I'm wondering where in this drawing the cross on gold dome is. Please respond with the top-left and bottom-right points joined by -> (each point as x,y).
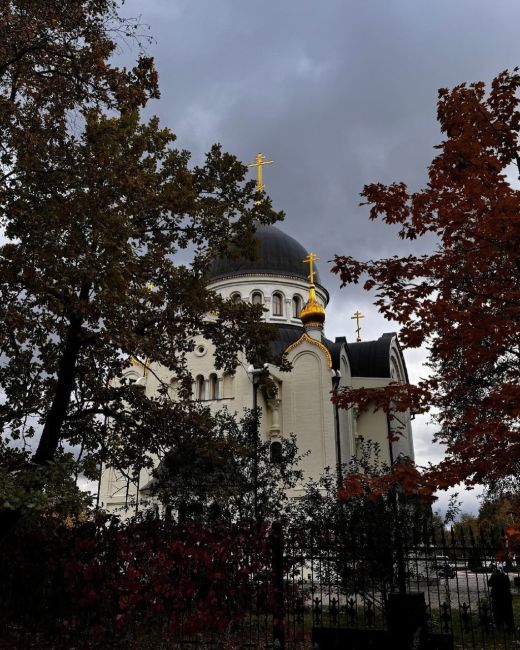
351,310 -> 365,343
303,252 -> 320,286
247,152 -> 273,193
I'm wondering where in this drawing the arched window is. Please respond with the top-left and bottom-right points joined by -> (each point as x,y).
270,441 -> 283,464
251,291 -> 263,306
195,375 -> 205,401
292,295 -> 302,318
230,292 -> 241,303
272,292 -> 283,316
209,374 -> 219,400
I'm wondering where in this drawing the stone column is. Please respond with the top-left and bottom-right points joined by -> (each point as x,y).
267,398 -> 282,438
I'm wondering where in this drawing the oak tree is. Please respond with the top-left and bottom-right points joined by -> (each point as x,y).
0,1 -> 280,493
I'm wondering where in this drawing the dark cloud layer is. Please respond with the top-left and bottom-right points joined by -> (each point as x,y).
119,0 -> 520,510
123,0 -> 520,267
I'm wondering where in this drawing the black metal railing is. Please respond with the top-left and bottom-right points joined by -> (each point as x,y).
2,517 -> 519,649
280,522 -> 519,650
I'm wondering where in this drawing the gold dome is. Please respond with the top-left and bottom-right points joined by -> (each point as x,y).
299,285 -> 326,326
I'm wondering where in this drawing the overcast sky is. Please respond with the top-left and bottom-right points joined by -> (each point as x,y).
118,0 -> 520,514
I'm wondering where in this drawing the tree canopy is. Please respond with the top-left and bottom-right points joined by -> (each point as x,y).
151,409 -> 305,524
0,0 -> 280,495
333,69 -> 520,493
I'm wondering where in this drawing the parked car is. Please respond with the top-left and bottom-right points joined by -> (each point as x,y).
433,556 -> 456,578
406,554 -> 456,581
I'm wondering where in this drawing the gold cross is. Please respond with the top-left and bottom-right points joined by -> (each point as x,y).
130,355 -> 152,377
247,152 -> 273,193
303,252 -> 320,285
351,310 -> 365,342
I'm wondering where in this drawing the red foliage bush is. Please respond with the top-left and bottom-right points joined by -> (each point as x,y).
0,513 -> 271,648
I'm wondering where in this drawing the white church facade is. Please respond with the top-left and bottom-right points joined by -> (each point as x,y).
99,220 -> 414,512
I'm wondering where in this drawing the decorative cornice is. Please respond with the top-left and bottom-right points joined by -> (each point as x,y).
284,333 -> 332,369
209,271 -> 306,282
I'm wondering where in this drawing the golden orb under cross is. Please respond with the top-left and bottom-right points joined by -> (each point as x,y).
300,252 -> 326,327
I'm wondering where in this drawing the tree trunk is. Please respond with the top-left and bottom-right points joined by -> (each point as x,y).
32,316 -> 83,465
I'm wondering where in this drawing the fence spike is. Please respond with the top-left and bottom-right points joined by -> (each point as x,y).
460,602 -> 471,633
431,522 -> 437,546
420,519 -> 426,545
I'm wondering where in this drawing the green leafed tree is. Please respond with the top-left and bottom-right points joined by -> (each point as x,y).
150,408 -> 305,524
0,1 -> 280,501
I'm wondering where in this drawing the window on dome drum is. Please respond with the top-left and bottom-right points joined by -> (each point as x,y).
251,291 -> 263,306
209,374 -> 219,400
230,292 -> 241,303
292,295 -> 302,318
195,375 -> 205,401
272,292 -> 283,316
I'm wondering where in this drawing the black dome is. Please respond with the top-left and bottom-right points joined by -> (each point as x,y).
208,224 -> 320,283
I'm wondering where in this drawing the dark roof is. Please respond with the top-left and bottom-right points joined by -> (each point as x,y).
208,224 -> 322,284
328,336 -> 350,372
270,324 -> 305,359
269,326 -> 345,371
268,327 -> 406,380
347,333 -> 397,378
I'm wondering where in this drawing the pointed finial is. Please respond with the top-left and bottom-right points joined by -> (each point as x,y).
300,252 -> 326,328
351,310 -> 364,342
247,152 -> 273,194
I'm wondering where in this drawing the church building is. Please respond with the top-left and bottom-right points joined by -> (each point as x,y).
99,157 -> 414,512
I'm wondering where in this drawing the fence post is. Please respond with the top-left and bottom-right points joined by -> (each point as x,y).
271,520 -> 285,649
387,592 -> 428,649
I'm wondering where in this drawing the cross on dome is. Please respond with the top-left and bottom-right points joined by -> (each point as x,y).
303,252 -> 320,286
247,152 -> 273,193
351,310 -> 365,342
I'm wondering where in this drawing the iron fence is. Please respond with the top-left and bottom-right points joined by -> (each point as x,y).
2,517 -> 520,649
280,522 -> 520,650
